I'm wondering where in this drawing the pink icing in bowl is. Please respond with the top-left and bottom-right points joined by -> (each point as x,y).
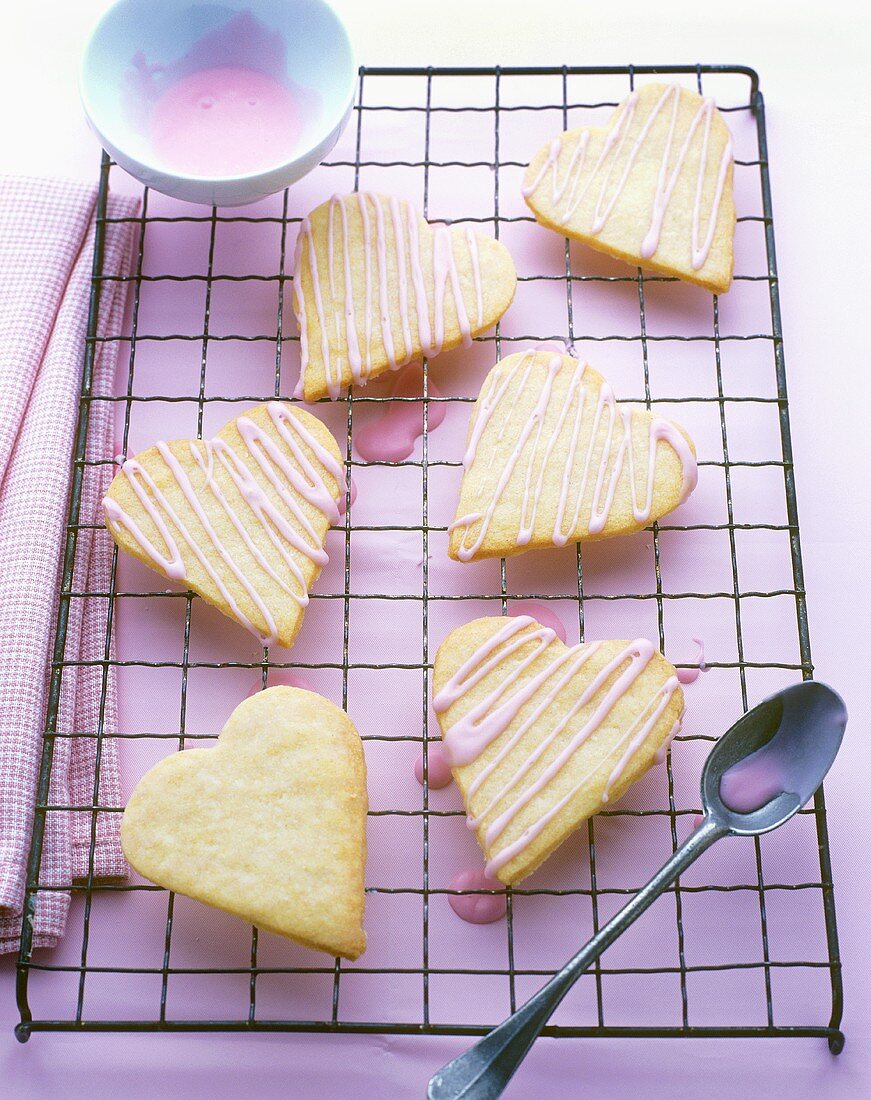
80,0 -> 356,205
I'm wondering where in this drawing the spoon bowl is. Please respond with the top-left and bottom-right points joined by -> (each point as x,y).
703,681 -> 847,836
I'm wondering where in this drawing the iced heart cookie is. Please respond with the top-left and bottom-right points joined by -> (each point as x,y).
103,401 -> 343,648
523,83 -> 735,293
433,616 -> 683,885
292,191 -> 517,401
449,349 -> 697,562
121,686 -> 368,959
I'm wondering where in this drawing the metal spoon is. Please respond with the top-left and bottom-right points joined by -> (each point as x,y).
428,681 -> 847,1100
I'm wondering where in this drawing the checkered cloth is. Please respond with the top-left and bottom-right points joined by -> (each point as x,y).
0,177 -> 139,953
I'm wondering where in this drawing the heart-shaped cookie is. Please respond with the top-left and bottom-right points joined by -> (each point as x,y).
103,402 -> 343,648
449,349 -> 696,562
433,616 -> 683,885
121,686 -> 368,959
523,83 -> 735,293
292,191 -> 517,401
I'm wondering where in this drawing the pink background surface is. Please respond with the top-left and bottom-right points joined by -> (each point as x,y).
2,3 -> 870,1097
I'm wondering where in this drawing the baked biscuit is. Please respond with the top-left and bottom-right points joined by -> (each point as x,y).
292,192 -> 517,401
121,686 -> 368,959
103,402 -> 343,648
433,616 -> 683,885
449,349 -> 697,562
523,83 -> 735,293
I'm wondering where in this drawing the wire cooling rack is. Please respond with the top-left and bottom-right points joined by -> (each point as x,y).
15,64 -> 844,1054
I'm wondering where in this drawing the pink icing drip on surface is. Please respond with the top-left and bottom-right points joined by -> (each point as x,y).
523,83 -> 732,272
676,636 -> 707,685
414,744 -> 454,789
509,603 -> 566,644
448,867 -> 506,925
354,364 -> 447,463
451,352 -> 697,560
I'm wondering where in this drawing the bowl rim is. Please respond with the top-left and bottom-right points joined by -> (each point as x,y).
79,0 -> 357,184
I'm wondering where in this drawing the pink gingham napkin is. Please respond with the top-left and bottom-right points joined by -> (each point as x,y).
0,176 -> 139,953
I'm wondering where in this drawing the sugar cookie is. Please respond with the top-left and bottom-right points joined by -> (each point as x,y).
103,401 -> 343,648
121,686 -> 368,959
433,616 -> 683,885
449,349 -> 697,562
523,83 -> 735,293
292,192 -> 517,401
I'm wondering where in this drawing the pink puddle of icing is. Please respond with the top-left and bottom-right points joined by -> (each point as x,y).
247,669 -> 315,697
719,742 -> 796,814
414,743 -> 453,789
676,636 -> 708,685
337,476 -> 358,515
509,603 -> 567,644
354,363 -> 447,462
148,67 -> 305,177
448,866 -> 507,924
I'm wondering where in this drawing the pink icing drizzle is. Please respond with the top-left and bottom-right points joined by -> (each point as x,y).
451,352 -> 697,561
102,403 -> 341,646
414,743 -> 454,789
354,363 -> 447,462
448,866 -> 507,924
433,616 -> 681,877
336,476 -> 358,515
676,636 -> 707,685
293,193 -> 482,401
522,83 -> 732,272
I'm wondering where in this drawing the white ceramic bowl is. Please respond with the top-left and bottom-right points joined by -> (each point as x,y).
80,0 -> 356,206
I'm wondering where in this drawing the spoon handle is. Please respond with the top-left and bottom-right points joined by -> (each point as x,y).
428,815 -> 727,1100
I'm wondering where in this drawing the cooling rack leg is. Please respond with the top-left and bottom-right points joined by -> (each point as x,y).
828,1031 -> 845,1055
14,1022 -> 32,1043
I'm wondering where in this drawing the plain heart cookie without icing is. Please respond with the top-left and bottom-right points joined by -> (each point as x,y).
292,191 -> 517,401
433,617 -> 684,886
121,686 -> 368,959
523,83 -> 736,293
103,401 -> 343,649
448,349 -> 697,562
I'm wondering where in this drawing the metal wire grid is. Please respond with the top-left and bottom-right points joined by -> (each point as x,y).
14,64 -> 843,1052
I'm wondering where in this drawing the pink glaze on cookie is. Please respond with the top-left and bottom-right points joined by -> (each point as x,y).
354,364 -> 447,462
102,403 -> 341,646
293,193 -> 480,400
522,84 -> 732,272
433,616 -> 682,877
450,353 -> 697,561
509,603 -> 567,643
414,744 -> 454,789
676,636 -> 707,685
448,866 -> 506,924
